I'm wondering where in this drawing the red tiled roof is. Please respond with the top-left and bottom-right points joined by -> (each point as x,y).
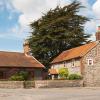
0,51 -> 44,68
49,69 -> 58,75
51,42 -> 98,64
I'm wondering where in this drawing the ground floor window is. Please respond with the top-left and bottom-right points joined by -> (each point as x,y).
0,71 -> 4,79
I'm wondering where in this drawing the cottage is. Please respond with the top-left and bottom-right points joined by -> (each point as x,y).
0,41 -> 44,80
49,26 -> 100,86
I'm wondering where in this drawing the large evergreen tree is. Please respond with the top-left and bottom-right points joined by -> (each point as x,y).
28,1 -> 90,68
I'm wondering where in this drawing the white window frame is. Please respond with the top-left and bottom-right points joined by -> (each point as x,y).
51,65 -> 54,69
72,59 -> 75,67
63,62 -> 66,67
87,58 -> 93,66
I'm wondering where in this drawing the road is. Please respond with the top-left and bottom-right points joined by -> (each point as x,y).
0,87 -> 100,100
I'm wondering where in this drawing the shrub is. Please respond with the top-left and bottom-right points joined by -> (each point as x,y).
68,74 -> 82,80
10,75 -> 25,81
9,71 -> 29,81
18,71 -> 29,80
58,68 -> 69,79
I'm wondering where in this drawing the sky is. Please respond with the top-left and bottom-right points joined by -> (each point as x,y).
0,0 -> 99,52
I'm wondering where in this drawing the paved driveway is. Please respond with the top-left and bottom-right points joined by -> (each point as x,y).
0,87 -> 100,100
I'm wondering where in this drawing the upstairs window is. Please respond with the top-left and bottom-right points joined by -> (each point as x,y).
88,59 -> 93,66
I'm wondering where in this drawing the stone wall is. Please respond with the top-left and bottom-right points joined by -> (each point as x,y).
51,58 -> 81,75
35,80 -> 83,88
0,81 -> 35,89
24,81 -> 35,88
0,81 -> 24,88
0,80 -> 83,88
83,41 -> 100,86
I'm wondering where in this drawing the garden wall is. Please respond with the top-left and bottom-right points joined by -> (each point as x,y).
0,81 -> 35,89
35,80 -> 83,88
0,81 -> 24,88
0,80 -> 83,88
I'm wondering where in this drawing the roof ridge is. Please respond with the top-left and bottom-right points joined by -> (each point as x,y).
0,51 -> 23,54
80,41 -> 99,57
63,41 -> 96,53
51,41 -> 97,64
0,51 -> 44,68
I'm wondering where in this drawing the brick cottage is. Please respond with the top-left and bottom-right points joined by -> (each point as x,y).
49,26 -> 100,86
0,41 -> 44,80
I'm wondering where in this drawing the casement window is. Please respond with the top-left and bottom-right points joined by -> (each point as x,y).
64,62 -> 66,67
0,71 -> 4,79
87,59 -> 93,66
72,59 -> 75,67
51,65 -> 54,69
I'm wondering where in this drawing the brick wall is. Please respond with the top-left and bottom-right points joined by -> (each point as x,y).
0,68 -> 43,80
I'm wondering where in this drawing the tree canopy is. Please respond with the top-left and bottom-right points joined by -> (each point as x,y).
28,1 -> 91,68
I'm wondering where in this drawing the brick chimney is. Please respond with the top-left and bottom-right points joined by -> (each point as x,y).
23,40 -> 30,55
96,26 -> 100,41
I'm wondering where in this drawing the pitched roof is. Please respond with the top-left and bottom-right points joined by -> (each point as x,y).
51,42 -> 98,64
49,69 -> 58,75
0,51 -> 44,68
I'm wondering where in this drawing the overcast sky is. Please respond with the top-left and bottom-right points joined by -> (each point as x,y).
0,0 -> 99,52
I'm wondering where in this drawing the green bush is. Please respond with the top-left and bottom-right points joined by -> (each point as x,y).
10,75 -> 25,81
68,74 -> 82,80
58,68 -> 69,79
18,71 -> 29,80
9,71 -> 29,81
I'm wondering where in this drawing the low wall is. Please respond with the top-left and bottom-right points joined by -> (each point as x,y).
35,80 -> 83,88
0,81 -> 35,89
24,81 -> 35,88
0,80 -> 83,88
0,81 -> 24,88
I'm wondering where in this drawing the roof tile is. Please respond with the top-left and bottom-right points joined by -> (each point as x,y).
51,42 -> 97,64
0,51 -> 44,68
49,69 -> 58,74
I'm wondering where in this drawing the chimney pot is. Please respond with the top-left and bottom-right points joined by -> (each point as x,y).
98,26 -> 100,32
